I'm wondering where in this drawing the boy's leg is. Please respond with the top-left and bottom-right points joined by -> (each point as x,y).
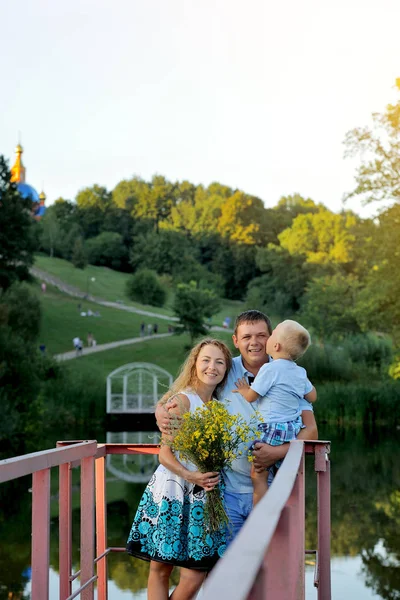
250,465 -> 269,506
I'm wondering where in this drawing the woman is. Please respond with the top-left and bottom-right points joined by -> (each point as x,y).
127,338 -> 232,600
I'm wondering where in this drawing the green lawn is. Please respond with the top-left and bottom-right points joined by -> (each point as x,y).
34,254 -> 175,316
34,254 -> 247,327
65,331 -> 236,386
33,282 -> 175,354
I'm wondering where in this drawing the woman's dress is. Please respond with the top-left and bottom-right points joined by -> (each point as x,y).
126,391 -> 226,571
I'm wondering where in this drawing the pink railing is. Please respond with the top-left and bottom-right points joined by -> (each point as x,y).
202,440 -> 331,600
0,439 -> 330,600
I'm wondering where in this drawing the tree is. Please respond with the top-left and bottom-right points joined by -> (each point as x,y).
71,237 -> 87,269
278,208 -> 357,266
173,281 -> 221,345
126,269 -> 166,307
344,78 -> 400,205
0,282 -> 41,343
300,273 -> 361,340
85,232 -> 128,270
40,206 -> 62,258
0,156 -> 36,290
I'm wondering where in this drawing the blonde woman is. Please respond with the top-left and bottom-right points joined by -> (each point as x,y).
127,338 -> 232,600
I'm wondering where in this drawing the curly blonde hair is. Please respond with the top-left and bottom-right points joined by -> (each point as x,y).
160,338 -> 232,404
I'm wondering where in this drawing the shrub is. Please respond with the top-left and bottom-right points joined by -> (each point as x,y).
126,269 -> 166,307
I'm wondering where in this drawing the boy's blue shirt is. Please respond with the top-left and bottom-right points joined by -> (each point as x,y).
251,359 -> 313,423
221,355 -> 313,494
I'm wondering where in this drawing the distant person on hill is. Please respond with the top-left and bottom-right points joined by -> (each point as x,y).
232,319 -> 317,505
73,336 -> 83,356
87,332 -> 94,347
41,282 -> 46,293
147,323 -> 153,336
153,323 -> 158,334
140,322 -> 145,337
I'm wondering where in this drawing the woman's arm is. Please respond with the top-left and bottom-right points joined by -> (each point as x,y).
159,445 -> 219,491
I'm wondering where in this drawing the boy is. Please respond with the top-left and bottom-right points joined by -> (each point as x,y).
233,319 -> 317,504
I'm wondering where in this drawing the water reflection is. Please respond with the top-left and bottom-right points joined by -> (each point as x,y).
106,431 -> 160,483
1,427 -> 400,599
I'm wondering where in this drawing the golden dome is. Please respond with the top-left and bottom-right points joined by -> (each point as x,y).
15,144 -> 23,154
39,191 -> 46,201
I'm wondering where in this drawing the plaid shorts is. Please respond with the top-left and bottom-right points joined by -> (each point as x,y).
257,416 -> 304,446
248,416 -> 305,480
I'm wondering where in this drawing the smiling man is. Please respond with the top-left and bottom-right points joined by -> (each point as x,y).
221,310 -> 317,542
155,310 -> 318,543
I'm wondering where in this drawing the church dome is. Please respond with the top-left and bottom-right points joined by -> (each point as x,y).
17,182 -> 40,203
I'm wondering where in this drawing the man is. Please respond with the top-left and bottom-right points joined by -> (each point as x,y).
155,310 -> 318,542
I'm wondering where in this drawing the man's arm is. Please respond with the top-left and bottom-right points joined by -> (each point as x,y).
155,398 -> 180,434
252,409 -> 318,471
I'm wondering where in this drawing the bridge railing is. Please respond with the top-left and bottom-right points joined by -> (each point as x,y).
0,439 -> 330,600
202,439 -> 331,600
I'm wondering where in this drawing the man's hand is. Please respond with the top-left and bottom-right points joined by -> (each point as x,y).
155,399 -> 180,434
252,442 -> 288,472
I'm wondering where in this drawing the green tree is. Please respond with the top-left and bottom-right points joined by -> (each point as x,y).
300,273 -> 361,340
0,156 -> 36,290
344,78 -> 400,205
40,205 -> 62,257
126,269 -> 166,307
85,232 -> 128,269
279,208 -> 357,266
0,282 -> 41,343
173,281 -> 221,345
71,237 -> 87,269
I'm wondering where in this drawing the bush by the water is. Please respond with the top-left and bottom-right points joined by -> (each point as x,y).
126,269 -> 166,307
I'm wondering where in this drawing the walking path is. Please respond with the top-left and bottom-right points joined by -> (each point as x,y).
55,333 -> 173,361
32,266 -> 233,361
31,266 -> 178,321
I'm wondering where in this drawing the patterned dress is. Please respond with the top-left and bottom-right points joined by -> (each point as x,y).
126,391 -> 226,571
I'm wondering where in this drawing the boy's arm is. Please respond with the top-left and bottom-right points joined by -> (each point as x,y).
232,378 -> 260,403
304,386 -> 317,403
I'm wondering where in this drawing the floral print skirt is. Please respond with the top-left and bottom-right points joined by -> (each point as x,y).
126,464 -> 226,571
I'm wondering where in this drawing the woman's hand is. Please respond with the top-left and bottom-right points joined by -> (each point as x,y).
186,471 -> 220,492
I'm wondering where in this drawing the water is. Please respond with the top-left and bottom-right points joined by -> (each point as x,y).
1,425 -> 399,599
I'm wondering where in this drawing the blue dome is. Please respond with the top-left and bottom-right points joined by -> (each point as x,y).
17,183 -> 40,203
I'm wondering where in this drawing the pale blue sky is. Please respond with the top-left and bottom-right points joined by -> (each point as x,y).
2,0 -> 400,217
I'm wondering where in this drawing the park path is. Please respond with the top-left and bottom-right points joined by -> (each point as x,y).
31,266 -> 178,321
55,332 -> 173,361
32,266 -> 233,361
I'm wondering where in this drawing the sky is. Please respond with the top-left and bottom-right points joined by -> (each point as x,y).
2,0 -> 400,219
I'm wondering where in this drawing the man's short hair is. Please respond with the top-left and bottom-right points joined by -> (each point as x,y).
234,310 -> 273,336
279,320 -> 311,360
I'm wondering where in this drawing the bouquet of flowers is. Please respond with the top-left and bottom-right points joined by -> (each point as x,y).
170,400 -> 258,532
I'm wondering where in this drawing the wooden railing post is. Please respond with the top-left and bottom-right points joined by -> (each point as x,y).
316,446 -> 331,600
96,453 -> 108,600
59,461 -> 72,599
81,455 -> 96,600
31,468 -> 51,600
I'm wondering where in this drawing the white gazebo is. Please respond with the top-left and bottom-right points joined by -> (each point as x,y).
106,362 -> 173,414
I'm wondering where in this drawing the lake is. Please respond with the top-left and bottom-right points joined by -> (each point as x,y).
1,424 -> 399,599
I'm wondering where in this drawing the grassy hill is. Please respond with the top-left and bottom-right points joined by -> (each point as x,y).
34,254 -> 245,329
32,282 -> 174,354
